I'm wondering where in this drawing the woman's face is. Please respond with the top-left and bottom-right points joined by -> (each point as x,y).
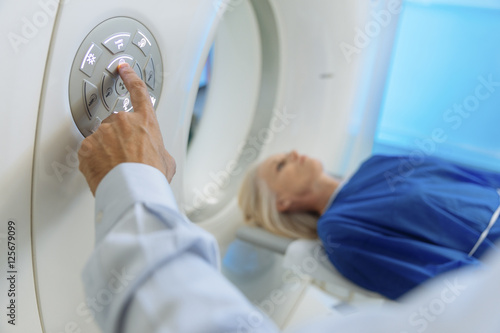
258,150 -> 323,209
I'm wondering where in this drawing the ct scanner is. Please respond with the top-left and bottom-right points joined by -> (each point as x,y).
2,0 -> 474,331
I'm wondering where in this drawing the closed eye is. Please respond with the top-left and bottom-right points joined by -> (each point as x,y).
277,159 -> 285,171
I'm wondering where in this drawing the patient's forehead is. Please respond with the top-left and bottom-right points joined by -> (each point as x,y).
258,153 -> 285,181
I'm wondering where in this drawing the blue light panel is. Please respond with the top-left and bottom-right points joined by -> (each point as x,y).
373,0 -> 500,172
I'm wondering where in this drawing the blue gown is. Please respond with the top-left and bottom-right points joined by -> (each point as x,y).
317,155 -> 500,300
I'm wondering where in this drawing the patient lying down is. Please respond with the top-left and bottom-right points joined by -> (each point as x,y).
238,152 -> 500,299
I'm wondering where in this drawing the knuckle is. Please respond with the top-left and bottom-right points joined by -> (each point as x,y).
113,112 -> 128,122
79,139 -> 92,152
100,121 -> 113,130
78,140 -> 92,159
94,125 -> 110,138
104,114 -> 127,131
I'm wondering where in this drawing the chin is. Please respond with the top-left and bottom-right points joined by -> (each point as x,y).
311,156 -> 321,167
309,157 -> 324,174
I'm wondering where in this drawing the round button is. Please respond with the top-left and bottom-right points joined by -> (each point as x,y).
115,77 -> 128,96
69,17 -> 163,137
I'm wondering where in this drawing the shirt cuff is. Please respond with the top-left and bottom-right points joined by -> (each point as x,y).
94,163 -> 178,244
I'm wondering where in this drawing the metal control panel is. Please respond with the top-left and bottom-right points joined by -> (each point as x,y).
69,17 -> 163,137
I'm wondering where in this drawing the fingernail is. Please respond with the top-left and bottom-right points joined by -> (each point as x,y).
118,62 -> 130,70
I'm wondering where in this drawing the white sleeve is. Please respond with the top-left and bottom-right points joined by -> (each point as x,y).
81,163 -> 280,333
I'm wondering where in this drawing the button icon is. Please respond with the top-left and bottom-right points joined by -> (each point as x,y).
83,79 -> 99,119
105,87 -> 113,98
115,75 -> 129,97
113,97 -> 134,113
86,53 -> 97,65
101,73 -> 118,111
102,33 -> 131,55
80,43 -> 103,77
144,57 -> 155,89
88,93 -> 98,108
123,98 -> 130,109
149,92 -> 158,108
132,30 -> 152,55
115,39 -> 124,50
115,77 -> 128,96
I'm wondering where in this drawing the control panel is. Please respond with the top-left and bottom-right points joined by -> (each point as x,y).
69,17 -> 163,137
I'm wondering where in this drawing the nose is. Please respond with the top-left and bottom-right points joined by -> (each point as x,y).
288,150 -> 299,161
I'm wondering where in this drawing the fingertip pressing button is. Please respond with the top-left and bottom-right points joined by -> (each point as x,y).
106,55 -> 134,75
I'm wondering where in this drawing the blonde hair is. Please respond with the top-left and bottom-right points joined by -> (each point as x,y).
238,164 -> 319,239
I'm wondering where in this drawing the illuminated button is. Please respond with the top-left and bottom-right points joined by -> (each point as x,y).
80,43 -> 103,77
132,30 -> 152,56
106,55 -> 134,75
149,92 -> 157,108
101,73 -> 117,111
144,57 -> 155,89
113,96 -> 133,113
102,32 -> 131,54
83,80 -> 99,119
90,116 -> 103,134
133,61 -> 143,80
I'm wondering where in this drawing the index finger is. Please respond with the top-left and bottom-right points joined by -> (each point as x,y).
118,62 -> 154,115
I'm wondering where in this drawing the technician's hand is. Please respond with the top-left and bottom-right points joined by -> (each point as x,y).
78,63 -> 176,196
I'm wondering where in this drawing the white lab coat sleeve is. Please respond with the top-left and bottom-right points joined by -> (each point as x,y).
81,163 -> 280,333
